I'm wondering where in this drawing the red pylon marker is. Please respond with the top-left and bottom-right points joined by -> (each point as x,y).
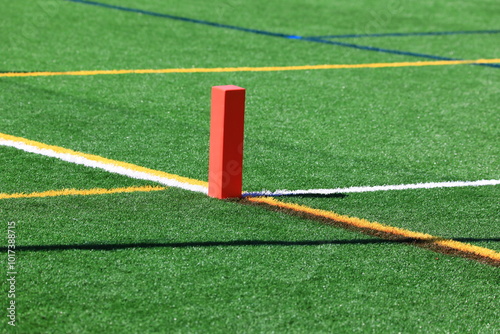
208,85 -> 246,199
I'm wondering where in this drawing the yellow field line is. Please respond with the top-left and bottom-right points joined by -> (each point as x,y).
0,185 -> 167,200
1,59 -> 499,78
247,197 -> 500,265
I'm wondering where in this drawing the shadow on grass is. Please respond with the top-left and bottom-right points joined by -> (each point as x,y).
242,193 -> 348,198
5,237 -> 500,252
282,193 -> 348,198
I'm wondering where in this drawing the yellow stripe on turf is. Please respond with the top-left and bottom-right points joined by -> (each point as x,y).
0,185 -> 166,200
247,196 -> 500,265
1,59 -> 499,78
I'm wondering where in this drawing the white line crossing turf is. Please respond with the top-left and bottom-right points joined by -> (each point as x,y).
1,133 -> 498,197
243,180 -> 500,197
0,133 -> 208,194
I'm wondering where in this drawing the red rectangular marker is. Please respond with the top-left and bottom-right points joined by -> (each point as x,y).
208,85 -> 246,199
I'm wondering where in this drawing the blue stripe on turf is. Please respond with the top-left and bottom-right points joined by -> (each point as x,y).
65,0 -> 500,69
311,30 -> 500,39
285,36 -> 500,68
64,0 -> 297,39
299,36 -> 457,61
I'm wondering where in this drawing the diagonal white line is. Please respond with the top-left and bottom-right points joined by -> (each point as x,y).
244,180 -> 500,197
0,138 -> 208,194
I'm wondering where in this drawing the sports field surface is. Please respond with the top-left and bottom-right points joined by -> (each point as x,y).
1,0 -> 499,333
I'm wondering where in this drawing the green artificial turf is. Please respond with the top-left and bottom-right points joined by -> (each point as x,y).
1,0 -> 499,333
281,186 -> 500,252
1,189 -> 499,333
2,65 -> 498,189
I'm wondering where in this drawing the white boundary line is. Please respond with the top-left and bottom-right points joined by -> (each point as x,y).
0,138 -> 208,194
1,135 -> 498,197
244,180 -> 500,197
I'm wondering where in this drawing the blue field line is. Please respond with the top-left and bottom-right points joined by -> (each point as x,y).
310,30 -> 500,39
301,37 -> 500,68
65,0 -> 500,69
299,36 -> 456,61
64,0 -> 297,39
